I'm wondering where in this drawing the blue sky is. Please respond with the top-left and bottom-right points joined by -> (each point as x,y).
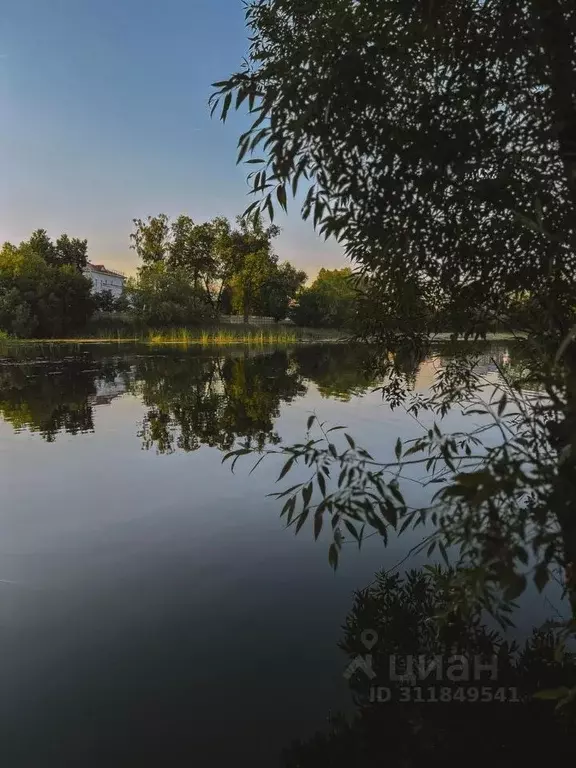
0,0 -> 345,277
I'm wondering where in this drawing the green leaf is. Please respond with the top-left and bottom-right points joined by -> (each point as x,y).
318,472 -> 326,496
307,414 -> 315,431
399,514 -> 414,534
344,519 -> 358,541
277,185 -> 287,211
237,138 -> 250,164
395,437 -> 402,459
249,454 -> 266,475
277,457 -> 295,482
313,200 -> 325,227
382,504 -> 397,528
345,433 -> 355,450
497,392 -> 508,416
403,443 -> 423,457
280,496 -> 296,519
292,172 -> 300,197
388,482 -> 405,506
294,509 -> 309,534
221,92 -> 232,122
235,89 -> 247,110
243,200 -> 261,218
441,447 -> 455,472
314,512 -> 323,540
270,483 -> 303,499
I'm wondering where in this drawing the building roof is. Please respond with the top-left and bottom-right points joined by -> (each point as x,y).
85,262 -> 126,279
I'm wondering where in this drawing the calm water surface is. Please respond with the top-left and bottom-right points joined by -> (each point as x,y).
0,343 -> 559,766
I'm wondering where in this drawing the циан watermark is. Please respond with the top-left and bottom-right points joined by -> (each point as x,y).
369,684 -> 520,703
344,628 -> 520,703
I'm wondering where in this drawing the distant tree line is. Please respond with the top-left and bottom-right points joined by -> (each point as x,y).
0,220 -> 361,338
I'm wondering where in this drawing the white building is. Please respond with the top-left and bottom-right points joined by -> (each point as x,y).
83,262 -> 126,298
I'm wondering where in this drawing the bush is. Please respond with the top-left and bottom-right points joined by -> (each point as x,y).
0,254 -> 94,338
126,263 -> 217,327
84,311 -> 142,337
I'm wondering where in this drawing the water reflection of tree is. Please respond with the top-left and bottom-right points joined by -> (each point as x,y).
292,345 -> 378,401
0,360 -> 111,440
1,346 -> 376,447
283,566 -> 576,766
134,350 -> 307,453
0,344 -> 533,449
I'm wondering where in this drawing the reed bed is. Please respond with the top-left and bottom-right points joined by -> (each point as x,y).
146,326 -> 298,345
0,325 -> 304,347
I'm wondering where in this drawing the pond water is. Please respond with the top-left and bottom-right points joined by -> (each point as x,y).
0,343 -> 561,766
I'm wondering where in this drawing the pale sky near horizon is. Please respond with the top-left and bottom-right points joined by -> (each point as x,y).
0,0 -> 347,278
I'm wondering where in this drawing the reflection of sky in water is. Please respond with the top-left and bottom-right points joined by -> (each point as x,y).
0,344 -> 565,766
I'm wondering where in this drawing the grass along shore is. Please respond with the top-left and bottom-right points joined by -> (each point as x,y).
0,325 -> 346,346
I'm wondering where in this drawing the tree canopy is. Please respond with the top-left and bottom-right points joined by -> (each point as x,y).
213,0 -> 576,640
212,0 -> 576,341
26,229 -> 88,271
291,267 -> 357,328
129,212 -> 306,323
0,233 -> 93,338
125,262 -> 216,327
